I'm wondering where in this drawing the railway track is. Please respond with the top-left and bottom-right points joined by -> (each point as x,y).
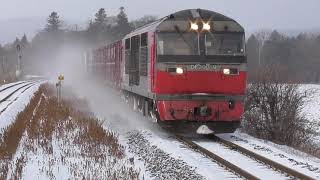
0,81 -> 42,114
176,134 -> 315,180
0,82 -> 34,103
0,81 -> 29,93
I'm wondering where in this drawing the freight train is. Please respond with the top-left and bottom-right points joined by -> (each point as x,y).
85,9 -> 247,134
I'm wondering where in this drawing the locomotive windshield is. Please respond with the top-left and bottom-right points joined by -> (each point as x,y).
157,32 -> 244,56
205,33 -> 244,55
157,32 -> 199,55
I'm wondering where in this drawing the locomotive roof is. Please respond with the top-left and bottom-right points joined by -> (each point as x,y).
167,9 -> 234,21
125,9 -> 241,38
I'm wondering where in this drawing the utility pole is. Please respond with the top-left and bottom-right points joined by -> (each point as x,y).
1,56 -> 5,75
1,56 -> 4,83
56,75 -> 64,105
258,44 -> 261,66
16,44 -> 22,79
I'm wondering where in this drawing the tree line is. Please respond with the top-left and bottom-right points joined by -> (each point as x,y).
0,8 -> 320,83
247,30 -> 320,83
0,7 -> 157,81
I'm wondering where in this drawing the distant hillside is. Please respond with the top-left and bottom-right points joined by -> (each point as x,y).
246,28 -> 320,38
282,28 -> 320,37
0,16 -> 118,45
1,16 -> 319,45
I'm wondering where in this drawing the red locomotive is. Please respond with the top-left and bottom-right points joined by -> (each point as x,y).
85,9 -> 247,134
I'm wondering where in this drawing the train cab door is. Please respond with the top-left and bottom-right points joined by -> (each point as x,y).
129,35 -> 140,86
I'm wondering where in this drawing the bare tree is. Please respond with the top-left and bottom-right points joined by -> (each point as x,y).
242,64 -> 317,147
255,29 -> 271,65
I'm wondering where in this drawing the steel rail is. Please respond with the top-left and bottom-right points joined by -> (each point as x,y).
211,135 -> 315,180
175,134 -> 260,180
0,82 -> 35,104
0,81 -> 29,93
0,83 -> 38,115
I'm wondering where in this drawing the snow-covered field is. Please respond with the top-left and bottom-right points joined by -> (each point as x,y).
0,83 -> 139,179
300,84 -> 320,123
1,81 -> 320,179
300,84 -> 320,144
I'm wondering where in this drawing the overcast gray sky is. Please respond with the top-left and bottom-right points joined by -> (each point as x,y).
0,0 -> 319,44
0,0 -> 319,30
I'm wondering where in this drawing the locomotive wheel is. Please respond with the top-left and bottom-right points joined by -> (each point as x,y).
133,95 -> 138,111
137,97 -> 144,113
143,99 -> 149,117
149,103 -> 160,123
129,95 -> 135,109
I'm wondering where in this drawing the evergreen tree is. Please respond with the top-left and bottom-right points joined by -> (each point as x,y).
90,8 -> 109,33
0,44 -> 4,57
21,34 -> 29,47
269,30 -> 283,41
246,34 -> 260,81
95,8 -> 107,26
116,7 -> 132,37
263,30 -> 289,66
87,8 -> 111,44
46,12 -> 61,32
13,37 -> 21,48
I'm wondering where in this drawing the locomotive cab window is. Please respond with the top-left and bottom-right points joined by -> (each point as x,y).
140,33 -> 148,76
125,38 -> 131,50
141,33 -> 148,47
157,32 -> 199,55
205,33 -> 245,55
125,38 -> 131,74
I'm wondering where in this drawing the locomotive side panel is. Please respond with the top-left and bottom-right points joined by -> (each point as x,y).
89,41 -> 122,89
121,31 -> 157,98
107,41 -> 122,89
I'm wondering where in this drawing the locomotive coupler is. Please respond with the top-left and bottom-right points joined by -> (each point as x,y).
194,106 -> 212,117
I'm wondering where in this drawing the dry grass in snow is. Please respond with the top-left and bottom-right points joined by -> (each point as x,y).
0,84 -> 139,179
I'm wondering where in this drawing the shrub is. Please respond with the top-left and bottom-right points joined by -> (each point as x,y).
242,65 -> 317,148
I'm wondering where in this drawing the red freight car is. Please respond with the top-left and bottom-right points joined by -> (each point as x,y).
87,9 -> 247,134
87,41 -> 122,89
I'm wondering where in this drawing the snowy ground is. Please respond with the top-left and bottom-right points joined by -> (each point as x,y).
300,84 -> 320,123
194,138 -> 287,179
0,82 -> 41,135
217,132 -> 320,178
68,80 -> 320,179
0,81 -> 27,91
127,131 -> 240,179
299,84 -> 320,144
1,80 -> 320,179
0,84 -> 139,179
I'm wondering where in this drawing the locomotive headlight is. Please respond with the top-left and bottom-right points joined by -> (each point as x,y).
190,23 -> 199,31
223,68 -> 230,75
176,67 -> 184,74
223,68 -> 239,75
203,22 -> 211,31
